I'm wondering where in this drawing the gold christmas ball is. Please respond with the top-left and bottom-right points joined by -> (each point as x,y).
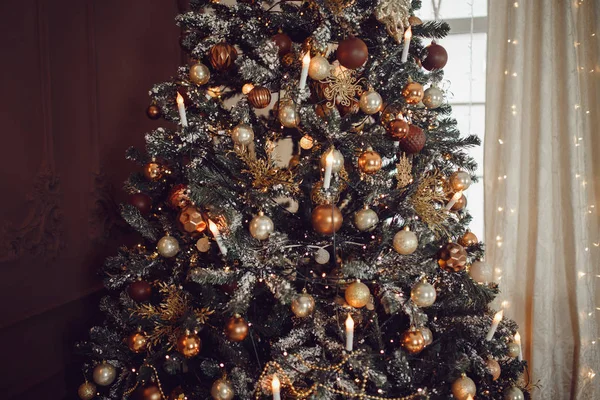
410,281 -> 436,307
299,134 -> 314,150
177,331 -> 202,358
359,90 -> 383,114
78,382 -> 96,400
209,42 -> 237,71
127,331 -> 148,353
450,192 -> 467,211
291,293 -> 316,317
157,235 -> 180,258
354,207 -> 379,232
345,281 -> 371,308
136,383 -> 162,400
422,85 -> 444,109
247,86 -> 271,108
211,379 -> 235,400
249,212 -> 274,240
438,242 -> 468,272
225,315 -> 249,342
401,328 -> 425,354
311,204 -> 343,235
459,231 -> 478,247
308,55 -> 331,80
143,161 -> 163,181
420,326 -> 433,346
451,375 -> 477,400
507,342 -> 521,358
196,236 -> 211,252
469,260 -> 493,283
92,363 -> 117,386
402,81 -> 424,104
320,149 -> 344,173
393,227 -> 418,255
485,358 -> 501,381
357,150 -> 382,174
178,206 -> 207,234
189,62 -> 210,85
231,123 -> 254,145
278,102 -> 300,128
242,83 -> 255,94
450,170 -> 472,191
503,387 -> 525,400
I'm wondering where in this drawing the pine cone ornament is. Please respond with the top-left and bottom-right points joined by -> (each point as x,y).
398,124 -> 426,154
438,242 -> 468,272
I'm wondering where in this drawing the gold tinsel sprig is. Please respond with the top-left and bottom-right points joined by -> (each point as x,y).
238,145 -> 300,194
410,171 -> 449,236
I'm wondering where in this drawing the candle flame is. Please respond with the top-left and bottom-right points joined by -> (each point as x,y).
176,92 -> 184,105
466,395 -> 474,400
404,26 -> 412,40
514,331 -> 521,344
271,374 -> 281,391
303,51 -> 311,66
494,309 -> 504,323
345,313 -> 354,330
326,149 -> 335,164
208,219 -> 219,235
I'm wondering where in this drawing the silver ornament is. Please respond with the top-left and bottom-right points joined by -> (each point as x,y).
92,363 -> 116,387
249,212 -> 274,240
450,171 -> 472,191
422,86 -> 444,109
359,90 -> 383,114
451,375 -> 476,400
231,123 -> 254,146
320,149 -> 344,173
420,327 -> 433,346
410,281 -> 437,307
354,208 -> 379,231
78,382 -> 96,400
278,103 -> 300,128
211,379 -> 234,400
189,62 -> 210,85
393,228 -> 418,255
315,248 -> 330,264
157,235 -> 180,258
503,387 -> 525,400
469,260 -> 493,283
507,342 -> 521,358
291,293 -> 316,317
308,55 -> 331,80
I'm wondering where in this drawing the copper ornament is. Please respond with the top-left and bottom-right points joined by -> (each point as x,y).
247,86 -> 272,108
438,242 -> 468,272
209,42 -> 237,71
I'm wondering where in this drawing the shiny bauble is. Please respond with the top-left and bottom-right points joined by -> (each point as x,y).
450,170 -> 472,191
401,328 -> 425,354
451,375 -> 476,400
398,125 -> 426,154
421,41 -> 448,71
450,192 -> 467,211
469,260 -> 493,283
92,363 -> 117,386
291,293 -> 316,318
315,248 -> 330,264
507,342 -> 521,358
178,206 -> 207,234
242,83 -> 255,95
189,62 -> 210,85
168,184 -> 191,209
231,123 -> 254,145
345,281 -> 371,308
337,37 -> 369,69
393,227 -> 418,255
146,104 -> 161,120
410,281 -> 436,307
211,379 -> 235,400
135,383 -> 162,400
209,42 -> 237,71
144,161 -> 163,181
354,208 -> 379,232
357,150 -> 382,174
402,81 -> 424,104
177,331 -> 202,358
248,86 -> 271,108
420,327 -> 433,346
438,242 -> 468,272
308,55 -> 331,80
249,212 -> 274,240
128,192 -> 152,216
485,358 -> 501,381
157,235 -> 180,258
272,32 -> 292,56
127,331 -> 148,353
381,103 -> 403,127
503,387 -> 525,400
299,134 -> 314,150
422,86 -> 444,109
278,102 -> 300,128
78,382 -> 96,400
311,204 -> 343,235
459,231 -> 478,247
225,316 -> 249,342
388,119 -> 410,139
128,280 -> 152,302
320,149 -> 344,172
359,90 -> 383,114
196,236 -> 211,252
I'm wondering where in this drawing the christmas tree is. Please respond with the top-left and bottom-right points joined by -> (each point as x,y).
75,0 -> 529,399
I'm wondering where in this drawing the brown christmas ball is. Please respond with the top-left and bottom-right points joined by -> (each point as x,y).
388,119 -> 410,139
357,150 -> 382,174
459,231 -> 479,247
127,331 -> 148,353
337,37 -> 369,69
146,104 -> 161,120
398,125 -> 426,154
421,41 -> 448,71
209,42 -> 237,71
178,206 -> 207,234
248,86 -> 272,108
177,331 -> 202,358
225,315 -> 249,342
128,280 -> 152,302
486,358 -> 502,381
128,192 -> 152,215
78,382 -> 96,400
311,204 -> 343,235
450,192 -> 467,211
272,32 -> 292,56
143,161 -> 163,181
345,281 -> 371,308
134,383 -> 162,400
337,99 -> 360,116
401,328 -> 425,354
381,103 -> 403,127
168,184 -> 191,209
438,242 -> 468,272
402,81 -> 424,104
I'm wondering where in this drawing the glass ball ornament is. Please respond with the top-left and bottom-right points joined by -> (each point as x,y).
315,247 -> 330,264
345,281 -> 371,308
320,149 -> 344,173
249,212 -> 274,240
92,362 -> 117,386
291,292 -> 316,318
393,227 -> 418,255
381,103 -> 403,127
354,207 -> 379,232
311,204 -> 343,235
336,36 -> 368,69
146,104 -> 161,120
176,331 -> 202,358
299,134 -> 314,150
421,41 -> 448,71
485,357 -> 501,381
128,280 -> 152,302
459,231 -> 478,247
410,281 -> 437,307
231,123 -> 254,146
422,85 -> 444,109
450,170 -> 472,191
127,331 -> 148,353
503,387 -> 525,400
401,327 -> 425,354
157,235 -> 180,258
451,375 -> 476,400
278,102 -> 300,128
225,315 -> 249,342
420,326 -> 433,346
144,161 -> 164,181
189,62 -> 210,85
469,260 -> 493,283
211,378 -> 235,400
359,90 -> 383,114
388,119 -> 410,139
272,32 -> 292,56
78,382 -> 96,400
402,81 -> 424,104
308,55 -> 331,80
507,342 -> 521,358
357,150 -> 382,174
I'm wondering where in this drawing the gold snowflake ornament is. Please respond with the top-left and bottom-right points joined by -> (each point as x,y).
321,66 -> 365,109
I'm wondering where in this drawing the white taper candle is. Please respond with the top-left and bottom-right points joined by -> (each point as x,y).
176,92 -> 188,127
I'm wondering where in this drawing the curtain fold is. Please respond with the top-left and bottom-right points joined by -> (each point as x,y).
485,1 -> 600,399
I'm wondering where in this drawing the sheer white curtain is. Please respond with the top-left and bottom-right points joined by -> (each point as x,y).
485,1 -> 600,399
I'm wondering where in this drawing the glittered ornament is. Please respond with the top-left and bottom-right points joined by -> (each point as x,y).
485,358 -> 501,381
422,85 -> 444,109
189,62 -> 210,85
78,382 -> 96,400
401,327 -> 425,354
211,378 -> 235,400
299,134 -> 314,150
420,326 -> 433,346
249,212 -> 274,240
92,363 -> 116,386
459,231 -> 478,247
315,248 -> 330,264
278,102 -> 300,128
291,292 -> 316,317
345,281 -> 371,308
357,150 -> 382,174
225,315 -> 249,342
320,149 -> 344,172
127,331 -> 148,353
308,55 -> 331,80
177,331 -> 202,358
311,204 -> 343,235
248,86 -> 271,108
451,375 -> 476,400
393,227 -> 418,254
128,280 -> 152,302
168,184 -> 191,209
196,236 -> 211,252
450,170 -> 472,191
402,81 -> 424,104
397,125 -> 426,154
503,387 -> 525,400
135,383 -> 162,400
359,89 -> 383,114
209,42 -> 237,71
388,119 -> 410,139
146,104 -> 161,120
469,260 -> 493,283
410,281 -> 436,307
438,242 -> 468,272
143,161 -> 163,181
354,207 -> 379,232
157,235 -> 180,258
507,342 -> 521,358
128,192 -> 152,215
337,37 -> 369,69
272,32 -> 292,56
231,123 -> 254,145
178,206 -> 207,234
421,41 -> 448,71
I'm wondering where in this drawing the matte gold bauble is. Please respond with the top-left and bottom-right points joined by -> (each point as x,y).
177,331 -> 202,358
211,378 -> 235,400
451,375 -> 476,400
209,42 -> 237,71
393,227 -> 418,255
402,81 -> 424,104
359,90 -> 383,114
308,55 -> 331,80
354,207 -> 379,232
178,206 -> 207,234
311,204 -> 343,235
78,382 -> 96,400
225,315 -> 249,342
357,150 -> 382,174
507,342 -> 521,358
401,328 -> 425,354
320,149 -> 344,173
249,212 -> 274,240
144,161 -> 163,181
420,327 -> 433,346
127,331 -> 148,353
450,170 -> 472,191
503,387 -> 525,400
299,134 -> 314,150
485,357 -> 501,381
291,293 -> 316,317
157,235 -> 180,258
278,102 -> 300,128
189,62 -> 210,85
410,281 -> 437,307
92,363 -> 117,386
459,231 -> 478,247
196,236 -> 211,252
247,86 -> 271,108
136,383 -> 162,400
345,281 -> 371,308
422,85 -> 444,109
438,242 -> 468,272
231,123 -> 254,145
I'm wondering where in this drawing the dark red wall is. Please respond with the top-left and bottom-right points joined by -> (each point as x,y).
0,1 -> 185,398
